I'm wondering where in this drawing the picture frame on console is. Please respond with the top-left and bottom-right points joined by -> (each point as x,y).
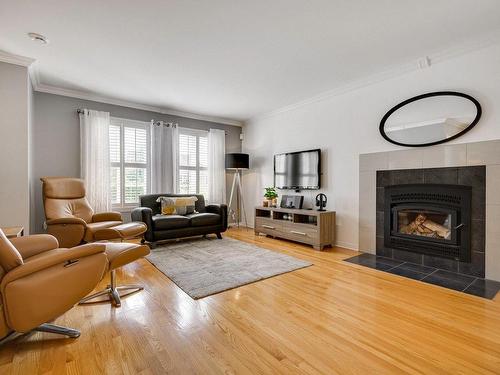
281,195 -> 304,209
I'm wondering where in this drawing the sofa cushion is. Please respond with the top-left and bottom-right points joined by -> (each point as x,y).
152,215 -> 190,230
171,197 -> 198,215
140,194 -> 206,215
187,213 -> 220,227
156,196 -> 176,215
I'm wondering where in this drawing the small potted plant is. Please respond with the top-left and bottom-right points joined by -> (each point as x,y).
264,187 -> 278,207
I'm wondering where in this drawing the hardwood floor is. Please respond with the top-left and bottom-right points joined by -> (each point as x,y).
1,228 -> 500,374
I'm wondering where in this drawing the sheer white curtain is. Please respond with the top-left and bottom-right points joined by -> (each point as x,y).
208,128 -> 226,204
79,109 -> 111,212
150,121 -> 178,193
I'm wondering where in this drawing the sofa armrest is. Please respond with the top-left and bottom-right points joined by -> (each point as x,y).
10,234 -> 59,259
46,217 -> 87,226
131,207 -> 154,241
92,212 -> 123,223
45,217 -> 87,248
1,243 -> 106,286
206,204 -> 228,230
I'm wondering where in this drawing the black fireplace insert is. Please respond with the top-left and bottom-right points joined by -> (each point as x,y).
384,184 -> 471,262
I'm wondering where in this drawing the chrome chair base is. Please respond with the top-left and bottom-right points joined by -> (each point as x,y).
35,323 -> 80,338
0,324 -> 80,346
79,270 -> 144,307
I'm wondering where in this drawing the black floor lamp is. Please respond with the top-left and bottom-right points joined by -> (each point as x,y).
225,153 -> 249,228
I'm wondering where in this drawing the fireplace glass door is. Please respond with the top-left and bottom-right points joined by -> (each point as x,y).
392,205 -> 457,244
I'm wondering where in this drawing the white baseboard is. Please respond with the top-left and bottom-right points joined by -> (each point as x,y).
334,241 -> 359,251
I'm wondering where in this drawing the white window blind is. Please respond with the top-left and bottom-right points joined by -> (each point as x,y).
109,118 -> 151,208
177,128 -> 208,196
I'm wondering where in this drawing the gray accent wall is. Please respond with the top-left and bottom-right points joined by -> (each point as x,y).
32,92 -> 242,233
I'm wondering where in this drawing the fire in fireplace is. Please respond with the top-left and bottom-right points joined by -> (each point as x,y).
397,209 -> 451,240
384,184 -> 471,262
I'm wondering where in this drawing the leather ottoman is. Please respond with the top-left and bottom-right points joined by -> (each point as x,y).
92,222 -> 147,241
80,242 -> 150,307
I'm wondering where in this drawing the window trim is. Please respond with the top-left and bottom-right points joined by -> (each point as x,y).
110,117 -> 151,210
177,127 -> 208,195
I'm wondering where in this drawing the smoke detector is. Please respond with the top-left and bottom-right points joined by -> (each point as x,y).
28,32 -> 49,45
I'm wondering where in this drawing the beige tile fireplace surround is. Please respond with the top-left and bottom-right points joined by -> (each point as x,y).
359,140 -> 500,282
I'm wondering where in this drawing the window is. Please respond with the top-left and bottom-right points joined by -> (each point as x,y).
177,128 -> 208,196
109,117 -> 150,208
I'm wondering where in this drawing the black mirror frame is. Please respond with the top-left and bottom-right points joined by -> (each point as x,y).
379,91 -> 482,147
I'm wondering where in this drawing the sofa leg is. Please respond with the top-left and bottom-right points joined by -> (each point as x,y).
216,232 -> 222,239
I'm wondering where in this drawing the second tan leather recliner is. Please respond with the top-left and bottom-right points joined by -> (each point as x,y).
0,229 -> 107,343
40,177 -> 146,248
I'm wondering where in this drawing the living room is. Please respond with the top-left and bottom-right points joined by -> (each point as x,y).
1,1 -> 500,374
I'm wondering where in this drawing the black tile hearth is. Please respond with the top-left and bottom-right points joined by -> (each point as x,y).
396,262 -> 436,274
421,270 -> 475,292
464,279 -> 500,299
344,253 -> 403,271
386,266 -> 430,281
344,254 -> 500,299
423,254 -> 458,273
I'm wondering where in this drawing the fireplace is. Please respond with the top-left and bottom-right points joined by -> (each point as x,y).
384,184 -> 471,262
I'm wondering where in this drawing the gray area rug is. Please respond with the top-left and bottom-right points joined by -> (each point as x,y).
147,237 -> 312,299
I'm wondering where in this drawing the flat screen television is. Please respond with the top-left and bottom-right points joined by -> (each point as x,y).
274,149 -> 321,190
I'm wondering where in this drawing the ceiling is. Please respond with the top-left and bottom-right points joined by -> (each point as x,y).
1,1 -> 500,124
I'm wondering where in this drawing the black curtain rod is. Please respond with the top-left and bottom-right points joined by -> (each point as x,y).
77,109 -> 228,135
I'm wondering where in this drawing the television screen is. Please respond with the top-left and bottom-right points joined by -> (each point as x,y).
274,149 -> 320,190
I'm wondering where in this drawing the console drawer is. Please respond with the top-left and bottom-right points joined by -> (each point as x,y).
282,223 -> 318,244
255,217 -> 283,234
254,207 -> 335,251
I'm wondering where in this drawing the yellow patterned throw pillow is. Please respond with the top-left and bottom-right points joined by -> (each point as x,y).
156,196 -> 198,215
156,197 -> 176,215
173,196 -> 198,215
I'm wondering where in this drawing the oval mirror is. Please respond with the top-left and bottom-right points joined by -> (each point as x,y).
380,91 -> 481,147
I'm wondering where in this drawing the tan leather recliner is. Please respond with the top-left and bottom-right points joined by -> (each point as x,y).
40,177 -> 147,248
0,229 -> 107,343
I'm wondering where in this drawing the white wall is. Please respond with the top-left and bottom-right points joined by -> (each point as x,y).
243,43 -> 500,250
0,61 -> 30,232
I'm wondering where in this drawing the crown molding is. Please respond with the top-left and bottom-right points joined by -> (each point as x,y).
34,83 -> 243,127
248,29 -> 500,124
0,50 -> 35,67
1,48 -> 242,126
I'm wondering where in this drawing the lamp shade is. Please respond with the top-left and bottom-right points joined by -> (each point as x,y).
225,153 -> 249,170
